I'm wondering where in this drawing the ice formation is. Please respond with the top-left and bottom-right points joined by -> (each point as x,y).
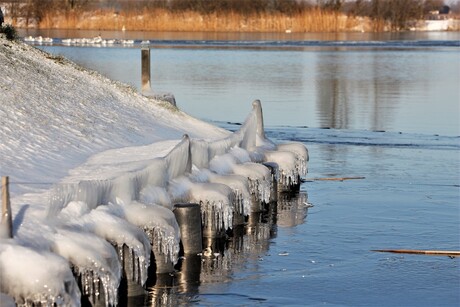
277,142 -> 309,177
123,201 -> 181,266
0,99 -> 308,305
262,142 -> 309,188
0,36 -> 309,304
58,203 -> 151,286
209,154 -> 273,206
51,229 -> 121,306
0,242 -> 81,306
196,170 -> 251,220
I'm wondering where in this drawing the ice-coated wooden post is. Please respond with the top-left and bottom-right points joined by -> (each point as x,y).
1,176 -> 13,239
173,203 -> 203,255
252,99 -> 266,140
141,48 -> 151,93
262,162 -> 278,203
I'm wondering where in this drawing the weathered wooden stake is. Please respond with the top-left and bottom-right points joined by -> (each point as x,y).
1,176 -> 13,239
173,203 -> 203,255
141,48 -> 151,93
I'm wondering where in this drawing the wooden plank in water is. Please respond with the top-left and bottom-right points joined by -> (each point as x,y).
302,176 -> 365,182
372,249 -> 460,257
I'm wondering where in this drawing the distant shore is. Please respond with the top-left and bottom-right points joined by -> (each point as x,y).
5,9 -> 460,33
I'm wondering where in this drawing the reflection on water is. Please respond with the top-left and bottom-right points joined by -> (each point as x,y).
144,191 -> 309,307
33,35 -> 460,136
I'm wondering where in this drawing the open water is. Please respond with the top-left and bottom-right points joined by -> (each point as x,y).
22,30 -> 460,306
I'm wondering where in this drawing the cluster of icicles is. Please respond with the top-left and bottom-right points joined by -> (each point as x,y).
0,101 -> 308,306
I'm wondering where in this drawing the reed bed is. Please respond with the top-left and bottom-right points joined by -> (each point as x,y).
38,9 -> 363,32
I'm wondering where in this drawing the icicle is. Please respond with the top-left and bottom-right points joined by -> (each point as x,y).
232,163 -> 272,204
205,171 -> 252,217
122,201 -> 181,266
164,135 -> 191,180
264,150 -> 299,187
188,182 -> 235,232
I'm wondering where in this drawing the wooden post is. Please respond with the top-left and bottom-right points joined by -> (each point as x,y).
252,100 -> 266,140
1,176 -> 13,238
141,48 -> 151,93
173,203 -> 203,255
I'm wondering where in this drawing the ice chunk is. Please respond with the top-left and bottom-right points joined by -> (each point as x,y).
58,205 -> 151,286
228,147 -> 252,164
0,242 -> 80,306
86,206 -> 150,285
52,229 -> 121,306
120,201 -> 181,266
232,163 -> 272,205
139,185 -> 172,210
205,171 -> 251,217
264,150 -> 298,187
209,153 -> 272,205
277,142 -> 309,176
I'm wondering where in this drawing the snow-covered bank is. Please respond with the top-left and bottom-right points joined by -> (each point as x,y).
0,36 -> 308,306
0,36 -> 229,197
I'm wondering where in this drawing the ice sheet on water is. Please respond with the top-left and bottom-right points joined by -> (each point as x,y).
0,241 -> 81,306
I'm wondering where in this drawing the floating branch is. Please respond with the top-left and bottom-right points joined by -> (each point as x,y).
372,249 -> 460,257
302,176 -> 365,182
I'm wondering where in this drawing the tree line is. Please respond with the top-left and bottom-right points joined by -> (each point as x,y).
2,0 -> 457,30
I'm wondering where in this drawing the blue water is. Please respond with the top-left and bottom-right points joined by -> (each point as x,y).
33,32 -> 460,137
22,30 -> 460,306
195,125 -> 460,306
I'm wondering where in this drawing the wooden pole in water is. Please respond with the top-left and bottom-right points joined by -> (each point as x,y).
1,176 -> 13,238
141,48 -> 151,93
372,249 -> 460,257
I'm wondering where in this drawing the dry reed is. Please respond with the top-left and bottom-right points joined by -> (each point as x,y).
38,8 -> 363,32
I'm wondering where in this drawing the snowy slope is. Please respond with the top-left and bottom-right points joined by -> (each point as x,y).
0,36 -> 229,197
0,36 -> 235,305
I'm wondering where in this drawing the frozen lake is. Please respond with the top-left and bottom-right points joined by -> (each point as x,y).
23,30 -> 460,306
